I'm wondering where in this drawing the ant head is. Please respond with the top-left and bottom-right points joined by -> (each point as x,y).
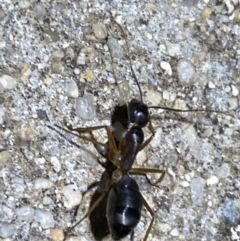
128,99 -> 149,128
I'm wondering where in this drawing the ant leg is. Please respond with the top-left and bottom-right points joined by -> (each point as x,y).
139,120 -> 155,151
130,168 -> 165,186
54,124 -> 120,160
63,192 -> 106,241
142,197 -> 155,241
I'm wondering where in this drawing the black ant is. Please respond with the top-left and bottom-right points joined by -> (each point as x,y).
51,20 -> 228,241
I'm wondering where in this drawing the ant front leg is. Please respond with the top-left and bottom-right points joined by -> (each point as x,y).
139,120 -> 155,151
130,168 -> 165,186
64,123 -> 119,154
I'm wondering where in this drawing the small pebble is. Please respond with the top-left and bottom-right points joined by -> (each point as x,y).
145,3 -> 157,13
0,6 -> 5,20
207,175 -> 219,186
16,206 -> 35,222
77,53 -> 86,65
107,37 -> 124,59
180,180 -> 190,187
0,223 -> 15,238
92,23 -> 107,39
162,90 -> 170,100
51,59 -> 64,74
75,94 -> 96,120
170,228 -> 179,236
34,157 -> 46,165
208,81 -> 216,88
160,61 -> 172,76
223,198 -> 238,223
53,50 -> 65,59
202,7 -> 212,19
50,228 -> 64,241
66,80 -> 79,98
114,81 -> 130,105
34,209 -> 55,229
34,3 -> 46,19
177,59 -> 196,86
231,85 -> 239,96
19,0 -> 31,9
62,184 -> 82,210
50,156 -> 61,172
190,177 -> 205,206
146,89 -> 162,106
227,97 -> 238,110
0,75 -> 17,92
0,150 -> 10,170
33,178 -> 54,190
216,163 -> 231,178
157,222 -> 171,233
136,149 -> 147,166
43,196 -> 53,205
43,30 -> 60,43
81,69 -> 93,82
44,76 -> 52,85
16,121 -> 35,142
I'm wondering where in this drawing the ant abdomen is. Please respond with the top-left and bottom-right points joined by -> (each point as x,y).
107,175 -> 143,239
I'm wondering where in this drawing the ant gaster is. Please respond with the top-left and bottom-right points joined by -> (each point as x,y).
53,20 -> 228,241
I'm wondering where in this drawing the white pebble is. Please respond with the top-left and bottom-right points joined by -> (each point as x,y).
170,228 -> 179,236
18,0 -> 31,9
34,209 -> 55,229
62,185 -> 82,210
75,94 -> 96,120
231,85 -> 239,96
208,81 -> 216,88
136,149 -> 147,166
207,175 -> 219,186
33,178 -> 54,190
50,156 -> 61,172
34,157 -> 46,165
77,53 -> 86,65
190,177 -> 205,206
16,206 -> 35,222
157,222 -> 171,233
216,163 -> 231,178
0,75 -> 17,91
0,223 -> 15,238
227,97 -> 238,110
160,61 -> 172,76
92,23 -> 107,39
180,180 -> 190,187
162,90 -> 170,100
177,59 -> 196,86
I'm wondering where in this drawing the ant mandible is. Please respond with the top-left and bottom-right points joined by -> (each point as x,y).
53,19 -> 227,241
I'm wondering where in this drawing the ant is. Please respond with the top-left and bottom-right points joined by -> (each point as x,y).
51,20 -> 228,241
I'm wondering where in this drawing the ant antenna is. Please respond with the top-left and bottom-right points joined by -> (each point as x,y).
148,105 -> 224,113
111,19 -> 143,103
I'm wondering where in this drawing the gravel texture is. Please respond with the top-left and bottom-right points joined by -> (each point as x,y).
0,0 -> 240,241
